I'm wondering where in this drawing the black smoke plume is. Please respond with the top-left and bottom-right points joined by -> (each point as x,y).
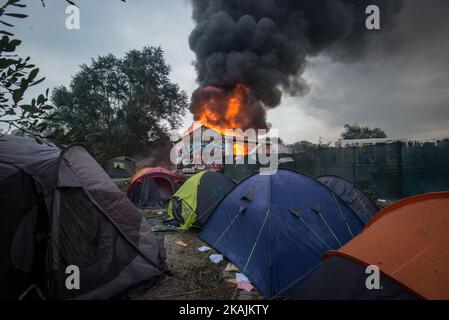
189,0 -> 404,129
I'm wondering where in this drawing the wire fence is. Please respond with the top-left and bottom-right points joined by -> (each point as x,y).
224,139 -> 449,200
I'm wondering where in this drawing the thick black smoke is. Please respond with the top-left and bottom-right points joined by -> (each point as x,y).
189,0 -> 404,129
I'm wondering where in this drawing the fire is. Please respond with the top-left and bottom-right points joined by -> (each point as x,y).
192,84 -> 256,157
197,84 -> 249,134
233,141 -> 248,157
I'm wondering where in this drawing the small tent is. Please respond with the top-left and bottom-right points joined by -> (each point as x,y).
293,192 -> 449,300
106,157 -> 136,179
127,167 -> 183,209
0,136 -> 166,300
200,169 -> 365,297
317,175 -> 379,224
167,171 -> 236,230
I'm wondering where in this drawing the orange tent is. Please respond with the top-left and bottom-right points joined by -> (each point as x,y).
294,192 -> 449,300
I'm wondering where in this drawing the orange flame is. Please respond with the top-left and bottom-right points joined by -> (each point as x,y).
196,84 -> 252,156
233,141 -> 248,156
198,84 -> 249,134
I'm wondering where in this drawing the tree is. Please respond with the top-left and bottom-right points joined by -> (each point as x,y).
51,47 -> 188,162
341,124 -> 387,140
0,0 -> 54,143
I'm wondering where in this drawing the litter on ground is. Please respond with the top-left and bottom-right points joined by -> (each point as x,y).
225,263 -> 239,272
238,281 -> 254,293
236,273 -> 249,283
197,246 -> 211,252
209,254 -> 224,264
175,240 -> 188,247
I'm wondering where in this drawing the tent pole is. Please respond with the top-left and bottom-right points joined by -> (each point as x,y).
138,177 -> 145,209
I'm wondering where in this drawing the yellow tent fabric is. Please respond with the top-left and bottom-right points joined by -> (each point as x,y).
168,171 -> 207,230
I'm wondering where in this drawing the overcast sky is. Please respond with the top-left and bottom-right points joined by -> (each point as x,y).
8,0 -> 449,144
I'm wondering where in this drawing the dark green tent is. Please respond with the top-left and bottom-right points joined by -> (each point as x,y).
168,171 -> 236,230
106,157 -> 136,179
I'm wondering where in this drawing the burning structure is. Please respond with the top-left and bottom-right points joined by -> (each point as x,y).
187,0 -> 403,131
180,1 -> 404,174
176,122 -> 270,174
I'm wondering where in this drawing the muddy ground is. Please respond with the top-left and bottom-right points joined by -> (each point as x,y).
138,210 -> 262,300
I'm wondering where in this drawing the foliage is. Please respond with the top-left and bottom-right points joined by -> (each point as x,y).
51,47 -> 188,162
1,0 -> 127,143
341,123 -> 387,140
0,0 -> 55,143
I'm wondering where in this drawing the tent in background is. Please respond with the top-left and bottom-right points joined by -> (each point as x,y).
167,171 -> 236,230
317,175 -> 379,224
106,156 -> 136,179
0,135 -> 166,300
200,169 -> 365,297
127,167 -> 183,209
293,192 -> 449,300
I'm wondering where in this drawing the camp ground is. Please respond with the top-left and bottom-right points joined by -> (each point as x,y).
1,0 -> 449,306
2,135 -> 449,301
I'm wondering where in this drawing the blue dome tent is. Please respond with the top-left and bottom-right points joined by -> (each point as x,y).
200,169 -> 366,297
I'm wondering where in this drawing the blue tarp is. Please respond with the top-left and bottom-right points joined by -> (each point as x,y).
200,169 -> 365,297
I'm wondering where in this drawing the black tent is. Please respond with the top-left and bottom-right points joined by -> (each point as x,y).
0,136 -> 166,300
292,255 -> 418,300
317,175 -> 379,224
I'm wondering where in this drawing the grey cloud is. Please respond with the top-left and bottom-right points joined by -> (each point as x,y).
291,0 -> 449,140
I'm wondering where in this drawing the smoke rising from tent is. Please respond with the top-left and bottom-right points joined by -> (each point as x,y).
189,0 -> 404,130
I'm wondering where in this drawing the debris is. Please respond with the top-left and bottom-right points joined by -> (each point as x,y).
225,263 -> 239,272
227,279 -> 238,285
238,281 -> 254,292
235,273 -> 249,282
209,254 -> 223,264
151,224 -> 179,232
197,246 -> 211,252
222,271 -> 234,280
176,240 -> 188,247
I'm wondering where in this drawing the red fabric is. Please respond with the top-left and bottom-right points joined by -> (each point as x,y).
130,167 -> 183,185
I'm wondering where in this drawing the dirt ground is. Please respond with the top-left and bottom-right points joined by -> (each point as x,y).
139,210 -> 262,300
